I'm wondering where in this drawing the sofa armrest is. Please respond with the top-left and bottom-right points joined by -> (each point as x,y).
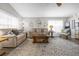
16,33 -> 26,46
1,35 -> 17,47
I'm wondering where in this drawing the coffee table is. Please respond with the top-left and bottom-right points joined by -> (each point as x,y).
32,35 -> 49,43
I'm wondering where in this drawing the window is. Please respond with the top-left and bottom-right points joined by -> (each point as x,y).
0,10 -> 19,29
48,20 -> 64,33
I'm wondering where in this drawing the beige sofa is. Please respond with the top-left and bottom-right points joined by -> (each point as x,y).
0,29 -> 26,47
2,33 -> 26,47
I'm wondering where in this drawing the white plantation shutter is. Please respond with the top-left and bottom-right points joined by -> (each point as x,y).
0,9 -> 19,29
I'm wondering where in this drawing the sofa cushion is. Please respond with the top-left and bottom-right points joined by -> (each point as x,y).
12,29 -> 19,35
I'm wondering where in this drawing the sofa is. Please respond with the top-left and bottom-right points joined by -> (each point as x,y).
0,29 -> 26,47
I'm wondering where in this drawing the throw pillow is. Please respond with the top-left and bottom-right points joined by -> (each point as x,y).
12,29 -> 19,35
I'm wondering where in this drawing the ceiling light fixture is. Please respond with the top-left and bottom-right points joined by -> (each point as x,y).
56,3 -> 62,7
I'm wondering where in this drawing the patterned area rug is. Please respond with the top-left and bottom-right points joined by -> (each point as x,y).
7,37 -> 79,56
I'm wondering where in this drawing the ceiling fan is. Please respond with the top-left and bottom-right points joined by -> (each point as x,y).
56,3 -> 62,7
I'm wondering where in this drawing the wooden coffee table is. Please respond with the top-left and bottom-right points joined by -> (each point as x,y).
32,35 -> 49,43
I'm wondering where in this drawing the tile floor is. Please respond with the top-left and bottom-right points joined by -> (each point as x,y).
6,37 -> 79,56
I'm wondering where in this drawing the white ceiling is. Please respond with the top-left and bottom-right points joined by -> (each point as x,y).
0,3 -> 21,18
10,3 -> 79,17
